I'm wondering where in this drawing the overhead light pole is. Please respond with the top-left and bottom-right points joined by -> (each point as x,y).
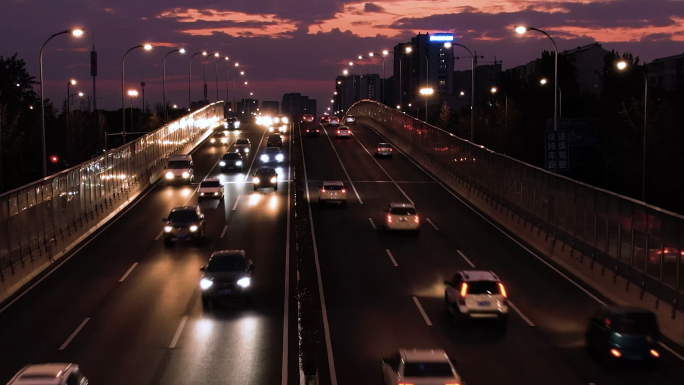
419,87 -> 433,121
215,56 -> 228,102
188,51 -> 207,110
230,65 -> 244,112
121,43 -> 152,145
39,27 -> 84,177
203,52 -> 219,102
450,42 -> 476,142
163,48 -> 185,123
127,89 -> 138,135
515,26 -> 558,132
491,87 -> 508,153
372,51 -> 387,104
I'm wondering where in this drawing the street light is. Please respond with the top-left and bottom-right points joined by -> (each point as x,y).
188,51 -> 207,109
370,51 -> 387,104
66,79 -> 77,164
121,43 -> 152,145
449,42 -> 477,142
203,52 -> 219,102
127,89 -> 138,135
163,48 -> 185,123
215,56 -> 229,102
419,87 -> 433,121
230,67 -> 244,111
491,87 -> 508,153
515,25 -> 558,132
540,78 -> 561,118
617,60 -> 648,201
39,27 -> 84,177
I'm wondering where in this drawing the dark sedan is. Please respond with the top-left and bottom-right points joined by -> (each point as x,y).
253,167 -> 278,191
219,152 -> 244,172
200,250 -> 254,306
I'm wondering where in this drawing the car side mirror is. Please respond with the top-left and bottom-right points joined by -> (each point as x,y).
162,218 -> 168,222
200,266 -> 206,271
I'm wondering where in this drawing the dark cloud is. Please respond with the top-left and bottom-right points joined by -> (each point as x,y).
364,3 -> 385,13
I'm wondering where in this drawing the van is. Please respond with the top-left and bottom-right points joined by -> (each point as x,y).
164,154 -> 194,184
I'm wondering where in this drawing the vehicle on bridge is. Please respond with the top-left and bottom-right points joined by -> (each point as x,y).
164,154 -> 194,184
224,116 -> 240,130
335,126 -> 351,138
198,178 -> 224,200
234,138 -> 252,154
219,152 -> 244,172
200,250 -> 254,307
303,125 -> 320,137
301,114 -> 315,123
267,133 -> 283,148
162,206 -> 205,247
344,115 -> 356,125
444,270 -> 509,327
327,116 -> 340,127
381,348 -> 463,385
7,363 -> 88,385
209,131 -> 228,146
253,167 -> 278,191
375,143 -> 393,157
318,181 -> 347,206
383,203 -> 420,233
260,147 -> 285,164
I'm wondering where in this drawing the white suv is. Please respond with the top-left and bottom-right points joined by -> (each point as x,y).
318,181 -> 347,206
8,363 -> 88,385
164,154 -> 194,184
383,203 -> 419,233
381,348 -> 463,385
444,270 -> 509,326
198,178 -> 224,200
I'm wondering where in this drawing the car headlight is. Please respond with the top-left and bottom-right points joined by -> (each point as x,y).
253,177 -> 260,184
214,192 -> 218,196
276,154 -> 284,162
235,122 -> 240,128
165,171 -> 174,179
164,226 -> 173,232
200,278 -> 213,290
244,148 -> 250,153
182,172 -> 190,178
200,192 -> 205,196
237,277 -> 251,288
270,176 -> 277,183
189,225 -> 198,232
219,161 -> 226,166
260,154 -> 269,162
210,138 -> 216,143
223,123 -> 228,128
274,118 -> 280,123
269,127 -> 274,132
235,160 -> 243,166
221,138 -> 228,143
282,118 -> 289,124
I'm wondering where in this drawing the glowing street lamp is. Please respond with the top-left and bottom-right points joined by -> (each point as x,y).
127,89 -> 138,134
540,78 -> 561,118
121,43 -> 152,144
491,87 -> 508,152
188,51 -> 207,109
163,47 -> 185,123
39,27 -> 84,176
419,87 -> 433,121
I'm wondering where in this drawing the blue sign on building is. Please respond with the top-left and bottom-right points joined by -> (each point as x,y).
545,130 -> 569,171
429,33 -> 454,42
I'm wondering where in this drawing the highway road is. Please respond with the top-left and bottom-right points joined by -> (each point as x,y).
299,120 -> 684,385
0,123 -> 298,385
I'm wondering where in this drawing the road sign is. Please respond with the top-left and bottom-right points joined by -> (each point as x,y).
545,130 -> 569,171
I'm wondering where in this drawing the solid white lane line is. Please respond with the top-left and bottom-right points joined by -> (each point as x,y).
119,263 -> 138,282
154,230 -> 164,241
368,218 -> 377,230
321,124 -> 363,204
220,225 -> 228,239
456,250 -> 476,268
508,301 -> 535,327
658,341 -> 684,361
299,126 -> 338,385
412,296 -> 432,326
281,129 -> 293,385
232,195 -> 241,211
425,218 -> 439,230
169,315 -> 188,348
59,318 -> 90,350
352,135 -> 414,205
385,249 -> 398,267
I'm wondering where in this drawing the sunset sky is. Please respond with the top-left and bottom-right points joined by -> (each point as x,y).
1,0 -> 682,114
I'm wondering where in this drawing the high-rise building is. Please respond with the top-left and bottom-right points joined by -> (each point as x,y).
282,93 -> 317,118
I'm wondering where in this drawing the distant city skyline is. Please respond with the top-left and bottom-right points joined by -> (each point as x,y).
1,0 -> 682,113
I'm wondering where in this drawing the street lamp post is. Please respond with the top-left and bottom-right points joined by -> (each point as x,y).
163,48 -> 185,123
128,90 -> 138,135
66,79 -> 76,147
203,52 -> 219,102
0,82 -> 20,191
121,43 -> 152,145
451,42 -> 476,142
491,87 -> 508,153
236,81 -> 248,115
419,87 -> 433,121
540,78 -> 562,118
67,91 -> 83,165
231,66 -> 243,112
39,28 -> 84,177
372,52 -> 387,104
617,60 -> 648,201
188,51 -> 207,110
215,56 -> 228,102
515,26 -> 558,132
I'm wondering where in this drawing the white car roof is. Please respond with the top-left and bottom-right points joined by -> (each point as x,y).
169,154 -> 191,161
10,363 -> 75,384
378,142 -> 391,146
400,348 -> 450,363
203,177 -> 220,183
322,181 -> 345,186
460,270 -> 500,282
389,202 -> 415,208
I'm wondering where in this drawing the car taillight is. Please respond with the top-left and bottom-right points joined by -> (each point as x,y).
387,215 -> 392,223
321,189 -> 326,193
650,349 -> 660,357
337,130 -> 340,134
389,148 -> 393,151
498,283 -> 507,298
460,282 -> 468,297
610,349 -> 622,358
341,189 -> 346,193
414,215 -> 419,223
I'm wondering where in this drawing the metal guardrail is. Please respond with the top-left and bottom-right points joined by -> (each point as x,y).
349,100 -> 683,310
0,102 -> 224,289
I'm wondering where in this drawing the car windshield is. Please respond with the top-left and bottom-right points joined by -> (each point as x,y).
213,132 -> 225,137
168,210 -> 198,222
236,139 -> 250,145
265,148 -> 281,154
228,118 -> 238,122
467,281 -> 500,295
390,207 -> 416,215
613,313 -> 658,334
201,181 -> 221,188
323,185 -> 344,190
207,255 -> 246,272
378,143 -> 391,148
404,362 -> 453,377
268,135 -> 281,141
256,168 -> 275,175
223,153 -> 241,160
168,160 -> 190,169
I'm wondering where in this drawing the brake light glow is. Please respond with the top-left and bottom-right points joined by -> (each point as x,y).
398,383 -> 414,385
460,282 -> 468,297
650,349 -> 660,357
499,283 -> 507,298
445,383 -> 460,385
389,148 -> 393,151
610,349 -> 622,358
387,215 -> 392,223
341,189 -> 346,193
337,130 -> 340,134
321,189 -> 326,193
414,215 -> 419,223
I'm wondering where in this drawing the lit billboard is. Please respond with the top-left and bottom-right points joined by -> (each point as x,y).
429,33 -> 454,42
